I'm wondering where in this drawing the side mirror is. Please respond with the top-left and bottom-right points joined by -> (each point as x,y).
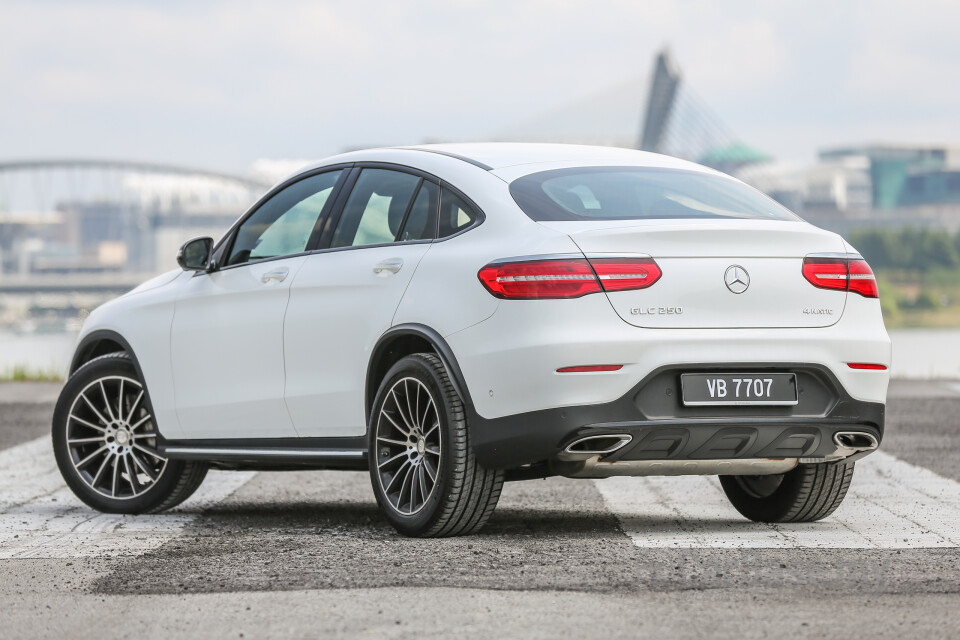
177,237 -> 214,271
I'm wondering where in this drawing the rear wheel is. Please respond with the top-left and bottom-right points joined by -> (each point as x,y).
368,353 -> 503,537
719,461 -> 855,523
52,352 -> 208,514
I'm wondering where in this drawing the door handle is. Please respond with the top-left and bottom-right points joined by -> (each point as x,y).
261,267 -> 290,284
373,259 -> 403,275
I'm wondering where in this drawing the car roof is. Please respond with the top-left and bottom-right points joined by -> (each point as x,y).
402,143 -> 710,172
286,143 -> 719,189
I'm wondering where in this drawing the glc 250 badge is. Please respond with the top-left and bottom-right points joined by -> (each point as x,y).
631,306 -> 684,315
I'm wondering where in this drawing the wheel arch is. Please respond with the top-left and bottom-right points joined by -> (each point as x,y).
366,324 -> 474,425
70,330 -> 147,383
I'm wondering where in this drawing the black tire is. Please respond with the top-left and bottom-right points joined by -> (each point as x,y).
52,352 -> 208,514
368,353 -> 503,537
719,461 -> 855,523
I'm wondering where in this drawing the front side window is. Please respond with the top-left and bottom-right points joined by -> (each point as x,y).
227,170 -> 343,266
331,169 -> 422,248
509,167 -> 799,222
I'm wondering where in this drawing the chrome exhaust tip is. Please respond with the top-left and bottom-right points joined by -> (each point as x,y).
833,431 -> 879,451
561,434 -> 632,459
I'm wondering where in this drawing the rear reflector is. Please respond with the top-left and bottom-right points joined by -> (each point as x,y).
556,365 -> 623,373
802,256 -> 879,298
847,363 -> 888,370
478,256 -> 661,300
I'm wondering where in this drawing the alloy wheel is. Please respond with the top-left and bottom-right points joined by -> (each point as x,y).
65,375 -> 167,499
374,377 -> 442,516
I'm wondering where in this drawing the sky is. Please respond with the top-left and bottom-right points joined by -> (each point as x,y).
2,0 -> 959,173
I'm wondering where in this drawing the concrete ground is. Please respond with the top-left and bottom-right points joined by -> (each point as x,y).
0,379 -> 958,639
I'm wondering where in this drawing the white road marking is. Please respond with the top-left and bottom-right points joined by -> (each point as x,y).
0,437 -> 256,558
5,433 -> 960,555
596,451 -> 960,549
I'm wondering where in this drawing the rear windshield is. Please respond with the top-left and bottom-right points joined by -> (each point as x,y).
509,167 -> 798,222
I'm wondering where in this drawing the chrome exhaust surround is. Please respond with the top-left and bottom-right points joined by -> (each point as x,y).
833,431 -> 879,451
557,434 -> 633,461
799,430 -> 880,464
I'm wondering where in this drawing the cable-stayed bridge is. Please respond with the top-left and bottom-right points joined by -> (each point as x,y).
638,49 -> 766,172
494,49 -> 767,174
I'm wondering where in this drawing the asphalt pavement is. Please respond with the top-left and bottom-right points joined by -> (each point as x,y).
0,379 -> 958,639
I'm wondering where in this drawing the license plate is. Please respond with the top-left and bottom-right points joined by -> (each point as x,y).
680,373 -> 798,406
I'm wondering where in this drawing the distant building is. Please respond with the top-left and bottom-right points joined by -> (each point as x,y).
819,145 -> 960,209
697,143 -> 772,177
737,155 -> 872,214
0,162 -> 266,279
737,146 -> 960,234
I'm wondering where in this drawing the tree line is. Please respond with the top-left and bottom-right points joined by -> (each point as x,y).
847,228 -> 960,271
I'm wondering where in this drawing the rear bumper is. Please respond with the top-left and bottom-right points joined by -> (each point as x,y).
445,282 -> 889,470
446,290 -> 890,422
468,363 -> 884,470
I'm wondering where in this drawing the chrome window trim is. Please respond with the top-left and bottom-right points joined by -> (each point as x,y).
486,253 -> 586,265
582,252 -> 654,260
486,253 -> 654,265
805,252 -> 864,260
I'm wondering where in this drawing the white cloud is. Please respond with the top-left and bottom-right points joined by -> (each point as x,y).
0,0 -> 958,169
684,17 -> 787,90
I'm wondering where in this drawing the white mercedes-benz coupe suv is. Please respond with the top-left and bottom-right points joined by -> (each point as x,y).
52,143 -> 890,537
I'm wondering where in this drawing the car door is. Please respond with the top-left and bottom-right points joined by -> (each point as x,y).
170,169 -> 346,439
283,167 -> 438,437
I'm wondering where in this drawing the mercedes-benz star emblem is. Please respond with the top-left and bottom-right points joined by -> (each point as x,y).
724,265 -> 750,294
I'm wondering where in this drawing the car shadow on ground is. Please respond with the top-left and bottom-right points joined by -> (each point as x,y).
174,501 -> 618,536
177,499 -> 756,539
92,497 -> 960,597
93,499 -> 643,596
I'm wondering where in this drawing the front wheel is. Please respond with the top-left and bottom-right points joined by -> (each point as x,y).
368,353 -> 503,537
52,352 -> 208,514
719,461 -> 855,523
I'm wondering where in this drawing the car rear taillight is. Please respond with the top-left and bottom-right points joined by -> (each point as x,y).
802,256 -> 879,298
587,257 -> 662,292
477,256 -> 661,300
847,259 -> 879,298
477,259 -> 601,299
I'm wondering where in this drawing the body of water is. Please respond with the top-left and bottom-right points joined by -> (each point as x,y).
888,328 -> 960,379
1,329 -> 958,380
0,331 -> 77,376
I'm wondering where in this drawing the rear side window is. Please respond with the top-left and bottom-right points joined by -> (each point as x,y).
332,169 -> 421,248
438,188 -> 479,238
509,167 -> 798,222
399,181 -> 438,242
